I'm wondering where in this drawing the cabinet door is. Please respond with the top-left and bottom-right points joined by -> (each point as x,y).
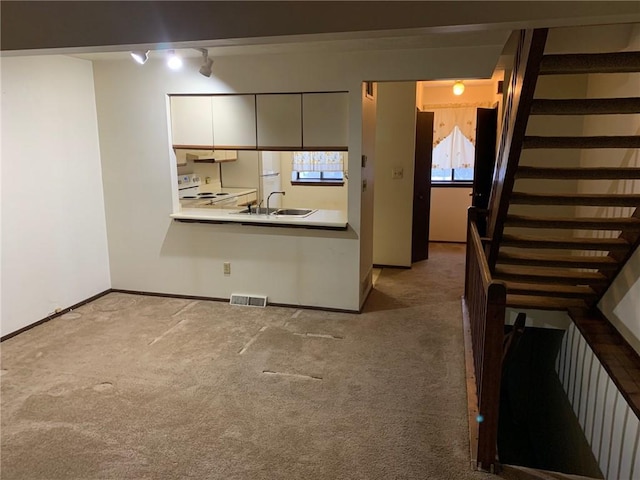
211,95 -> 257,148
302,92 -> 349,149
170,96 -> 214,147
256,94 -> 302,149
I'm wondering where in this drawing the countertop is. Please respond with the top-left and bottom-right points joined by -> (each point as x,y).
171,207 -> 348,229
180,187 -> 257,208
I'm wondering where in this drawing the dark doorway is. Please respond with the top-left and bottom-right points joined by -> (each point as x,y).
411,110 -> 434,263
472,107 -> 498,236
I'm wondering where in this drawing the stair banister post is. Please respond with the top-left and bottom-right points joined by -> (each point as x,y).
485,28 -> 548,271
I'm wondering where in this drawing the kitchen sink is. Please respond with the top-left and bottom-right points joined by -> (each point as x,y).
275,209 -> 315,216
236,207 -> 316,217
237,207 -> 279,215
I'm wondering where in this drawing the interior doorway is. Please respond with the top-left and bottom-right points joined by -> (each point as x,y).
372,76 -> 503,268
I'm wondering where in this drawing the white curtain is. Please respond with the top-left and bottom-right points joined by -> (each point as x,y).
431,106 -> 478,148
426,105 -> 485,170
432,125 -> 475,169
292,152 -> 344,172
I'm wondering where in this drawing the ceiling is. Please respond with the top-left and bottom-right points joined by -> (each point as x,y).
3,1 -> 639,57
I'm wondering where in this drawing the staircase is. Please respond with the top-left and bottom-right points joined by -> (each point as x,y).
487,35 -> 640,311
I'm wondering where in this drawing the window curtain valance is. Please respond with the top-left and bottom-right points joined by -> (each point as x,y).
292,152 -> 344,172
424,103 -> 492,170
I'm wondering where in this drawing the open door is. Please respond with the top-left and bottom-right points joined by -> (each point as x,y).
411,110 -> 434,262
473,107 -> 498,236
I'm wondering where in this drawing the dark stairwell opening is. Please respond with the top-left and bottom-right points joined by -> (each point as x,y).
498,324 -> 603,478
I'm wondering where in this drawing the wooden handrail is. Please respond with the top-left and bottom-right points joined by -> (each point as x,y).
469,211 -> 492,291
464,207 -> 507,471
486,29 -> 549,270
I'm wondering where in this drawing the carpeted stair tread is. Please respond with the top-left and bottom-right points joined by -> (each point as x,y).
510,191 -> 640,207
530,97 -> 640,115
502,282 -> 598,299
539,51 -> 640,74
515,166 -> 640,180
505,214 -> 640,230
523,135 -> 640,149
501,233 -> 630,250
497,251 -> 618,269
506,295 -> 588,310
494,265 -> 609,285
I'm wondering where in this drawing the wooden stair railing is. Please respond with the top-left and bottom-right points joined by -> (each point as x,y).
463,207 -> 506,471
491,42 -> 640,310
464,25 -> 640,472
485,28 -> 549,269
483,26 -> 640,312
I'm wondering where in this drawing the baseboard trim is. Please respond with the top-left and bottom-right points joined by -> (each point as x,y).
372,264 -> 411,269
112,289 -> 360,315
1,289 -> 112,342
110,288 -> 229,303
2,288 -> 360,342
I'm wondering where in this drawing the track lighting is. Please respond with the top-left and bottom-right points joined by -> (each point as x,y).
453,81 -> 465,96
130,47 -> 211,76
197,48 -> 214,77
130,50 -> 149,65
166,50 -> 183,70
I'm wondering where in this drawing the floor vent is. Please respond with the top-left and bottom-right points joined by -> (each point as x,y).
230,294 -> 268,308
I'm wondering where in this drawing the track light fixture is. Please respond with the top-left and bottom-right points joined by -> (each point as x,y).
130,47 -> 212,76
166,50 -> 183,70
453,80 -> 465,96
197,48 -> 214,77
130,50 -> 149,65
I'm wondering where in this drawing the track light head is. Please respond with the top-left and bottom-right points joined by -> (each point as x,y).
199,57 -> 214,77
130,50 -> 149,65
167,50 -> 183,70
195,48 -> 213,77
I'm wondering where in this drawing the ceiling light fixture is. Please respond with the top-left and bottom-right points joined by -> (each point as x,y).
130,50 -> 150,65
196,48 -> 214,77
167,50 -> 183,70
453,80 -> 465,96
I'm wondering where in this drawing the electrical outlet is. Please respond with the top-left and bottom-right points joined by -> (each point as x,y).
223,262 -> 231,276
392,167 -> 404,179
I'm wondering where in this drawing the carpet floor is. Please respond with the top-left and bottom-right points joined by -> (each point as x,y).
1,243 -> 539,479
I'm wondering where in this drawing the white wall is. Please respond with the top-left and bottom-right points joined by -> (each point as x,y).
279,152 -> 348,211
92,40 -> 505,311
429,188 -> 472,242
0,55 -> 111,336
600,247 -> 640,355
556,322 -> 640,480
576,26 -> 640,353
419,83 -> 502,109
373,82 -> 417,267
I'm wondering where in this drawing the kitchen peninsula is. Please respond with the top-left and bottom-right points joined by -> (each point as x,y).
171,207 -> 347,229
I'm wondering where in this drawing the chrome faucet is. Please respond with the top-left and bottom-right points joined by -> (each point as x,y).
267,191 -> 285,214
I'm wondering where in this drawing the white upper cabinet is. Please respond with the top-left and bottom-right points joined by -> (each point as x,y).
170,92 -> 348,151
211,95 -> 257,149
256,94 -> 302,149
170,96 -> 213,147
302,92 -> 349,149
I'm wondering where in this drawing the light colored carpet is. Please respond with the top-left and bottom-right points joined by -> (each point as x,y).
1,243 -> 538,479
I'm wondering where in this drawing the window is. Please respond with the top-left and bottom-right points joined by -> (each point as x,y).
432,168 -> 473,183
291,152 -> 345,186
426,104 -> 488,185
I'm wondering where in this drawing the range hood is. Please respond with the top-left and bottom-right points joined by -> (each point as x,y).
185,150 -> 237,163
